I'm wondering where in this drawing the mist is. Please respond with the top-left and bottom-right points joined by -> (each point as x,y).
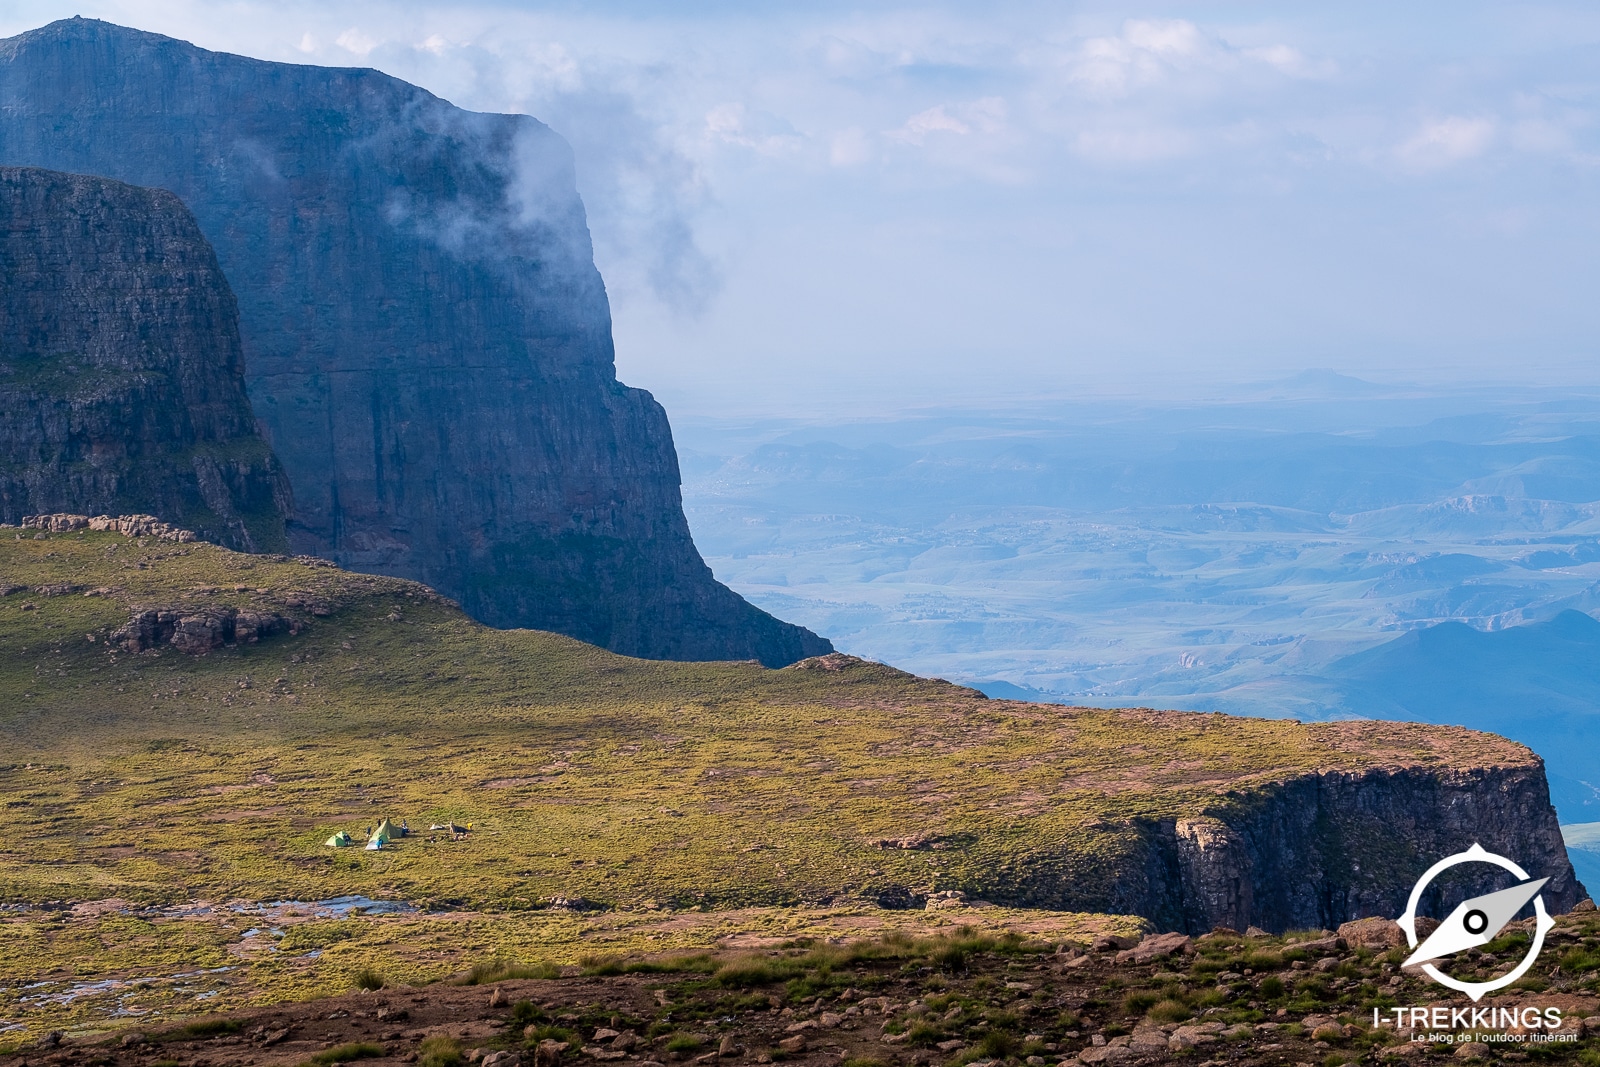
3,1 -> 1597,414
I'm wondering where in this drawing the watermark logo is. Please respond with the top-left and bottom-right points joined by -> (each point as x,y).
1396,842 -> 1555,1002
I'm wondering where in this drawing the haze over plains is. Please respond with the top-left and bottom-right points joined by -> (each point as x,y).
4,1 -> 1597,412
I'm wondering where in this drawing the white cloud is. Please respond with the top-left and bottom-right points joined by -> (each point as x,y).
335,27 -> 376,57
1397,116 -> 1497,170
887,97 -> 1005,146
704,103 -> 804,156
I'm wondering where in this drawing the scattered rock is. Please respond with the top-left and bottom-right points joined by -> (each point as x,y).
489,986 -> 508,1008
777,1036 -> 806,1053
120,1033 -> 146,1048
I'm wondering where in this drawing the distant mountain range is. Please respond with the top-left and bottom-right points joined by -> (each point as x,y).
1307,611 -> 1600,819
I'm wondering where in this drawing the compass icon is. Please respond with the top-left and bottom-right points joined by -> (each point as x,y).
1395,843 -> 1555,1002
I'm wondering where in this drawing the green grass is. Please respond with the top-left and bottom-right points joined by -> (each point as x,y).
419,1037 -> 463,1067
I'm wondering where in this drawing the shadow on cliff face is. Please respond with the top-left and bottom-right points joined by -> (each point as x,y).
0,17 -> 830,664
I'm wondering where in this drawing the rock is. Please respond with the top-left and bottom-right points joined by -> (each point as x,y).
111,605 -> 294,654
1310,1025 -> 1343,1042
483,1054 -> 520,1067
0,169 -> 291,551
777,1036 -> 806,1054
1453,1042 -> 1488,1061
537,1040 -> 570,1059
1338,916 -> 1406,949
1128,1030 -> 1167,1051
592,1029 -> 620,1042
1294,935 -> 1346,956
612,1033 -> 638,1051
41,1032 -> 62,1048
0,18 -> 831,666
1115,932 -> 1194,964
1574,898 -> 1596,912
936,1040 -> 964,1051
262,1028 -> 291,1046
717,1035 -> 736,1056
784,1019 -> 817,1032
1090,934 -> 1138,952
120,1033 -> 146,1047
1245,926 -> 1270,938
818,1012 -> 843,1027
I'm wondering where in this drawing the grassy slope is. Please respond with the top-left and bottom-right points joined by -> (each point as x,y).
0,527 -> 1528,913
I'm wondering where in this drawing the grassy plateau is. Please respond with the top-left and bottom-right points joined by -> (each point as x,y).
0,525 -> 1541,1042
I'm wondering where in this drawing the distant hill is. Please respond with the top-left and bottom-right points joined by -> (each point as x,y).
1315,610 -> 1600,820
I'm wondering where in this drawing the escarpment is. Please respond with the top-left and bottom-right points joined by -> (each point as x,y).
0,18 -> 830,666
961,722 -> 1587,933
0,167 -> 290,551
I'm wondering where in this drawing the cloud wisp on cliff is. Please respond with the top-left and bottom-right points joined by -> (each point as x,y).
3,1 -> 1598,410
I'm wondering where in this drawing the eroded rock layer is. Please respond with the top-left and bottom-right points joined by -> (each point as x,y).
0,18 -> 830,665
0,167 -> 290,551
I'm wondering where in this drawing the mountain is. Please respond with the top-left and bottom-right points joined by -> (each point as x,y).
0,166 -> 290,551
1314,610 -> 1600,820
0,18 -> 829,666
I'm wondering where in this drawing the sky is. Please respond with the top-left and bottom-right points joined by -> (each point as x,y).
3,1 -> 1599,414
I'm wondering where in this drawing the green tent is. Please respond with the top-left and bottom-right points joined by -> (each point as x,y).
366,819 -> 399,850
325,831 -> 354,848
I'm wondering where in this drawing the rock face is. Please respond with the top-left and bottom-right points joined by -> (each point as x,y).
0,166 -> 290,551
1100,760 -> 1586,934
0,18 -> 831,665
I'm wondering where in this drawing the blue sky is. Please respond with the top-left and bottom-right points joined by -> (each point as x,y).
5,1 -> 1599,413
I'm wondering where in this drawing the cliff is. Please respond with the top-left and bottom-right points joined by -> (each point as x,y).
0,17 -> 830,666
0,167 -> 290,551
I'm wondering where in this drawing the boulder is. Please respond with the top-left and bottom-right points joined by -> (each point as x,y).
1115,932 -> 1194,965
1338,916 -> 1405,949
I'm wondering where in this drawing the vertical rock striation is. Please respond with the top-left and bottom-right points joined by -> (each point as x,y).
0,17 -> 831,665
0,166 -> 290,551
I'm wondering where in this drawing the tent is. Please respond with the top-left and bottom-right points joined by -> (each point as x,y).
366,820 -> 397,850
325,831 -> 354,848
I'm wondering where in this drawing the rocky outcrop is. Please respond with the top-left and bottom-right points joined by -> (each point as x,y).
0,167 -> 291,551
0,18 -> 831,666
21,512 -> 199,541
112,606 -> 296,654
